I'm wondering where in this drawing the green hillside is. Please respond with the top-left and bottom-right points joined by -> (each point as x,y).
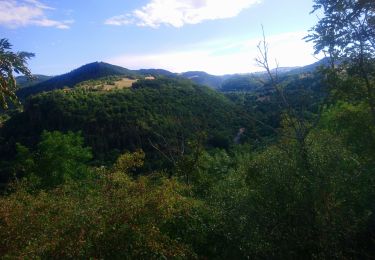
15,59 -> 329,100
16,74 -> 52,88
1,1 -> 375,257
17,62 -> 136,98
1,78 -> 253,173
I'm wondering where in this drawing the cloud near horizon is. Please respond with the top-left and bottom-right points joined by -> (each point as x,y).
0,0 -> 73,29
105,0 -> 261,28
106,31 -> 321,75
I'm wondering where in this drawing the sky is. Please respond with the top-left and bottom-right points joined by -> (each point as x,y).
0,0 -> 322,76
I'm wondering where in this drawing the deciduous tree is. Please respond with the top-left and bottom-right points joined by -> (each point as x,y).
306,0 -> 375,123
0,39 -> 34,109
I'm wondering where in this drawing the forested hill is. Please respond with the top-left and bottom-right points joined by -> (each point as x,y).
2,0 -> 375,258
15,75 -> 52,88
16,59 -> 329,99
180,71 -> 231,89
1,78 -> 254,176
17,62 -> 135,98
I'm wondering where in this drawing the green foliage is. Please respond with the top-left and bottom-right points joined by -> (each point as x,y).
1,2 -> 375,256
114,149 -> 145,173
189,148 -> 234,198
0,78 -> 250,170
306,0 -> 375,60
2,125 -> 374,258
0,151 -> 213,259
202,131 -> 374,258
0,38 -> 34,109
320,102 -> 375,157
15,131 -> 92,189
306,0 -> 375,123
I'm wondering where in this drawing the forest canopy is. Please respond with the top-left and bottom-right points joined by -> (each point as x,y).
0,0 -> 375,258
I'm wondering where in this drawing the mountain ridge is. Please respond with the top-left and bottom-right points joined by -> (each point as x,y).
17,59 -> 328,98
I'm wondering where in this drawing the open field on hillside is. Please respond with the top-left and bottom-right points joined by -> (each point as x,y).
102,78 -> 138,90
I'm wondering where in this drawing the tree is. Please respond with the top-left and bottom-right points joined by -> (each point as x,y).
0,38 -> 34,109
256,27 -> 319,172
15,131 -> 93,189
305,0 -> 375,123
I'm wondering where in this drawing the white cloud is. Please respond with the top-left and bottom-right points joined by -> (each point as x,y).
106,31 -> 322,75
105,0 -> 261,28
0,0 -> 73,29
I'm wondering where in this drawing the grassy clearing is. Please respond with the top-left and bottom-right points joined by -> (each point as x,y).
102,78 -> 138,90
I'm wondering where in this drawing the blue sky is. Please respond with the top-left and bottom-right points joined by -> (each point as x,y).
0,0 -> 321,75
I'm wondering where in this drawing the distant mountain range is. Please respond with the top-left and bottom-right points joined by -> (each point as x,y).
17,58 -> 329,98
16,75 -> 53,88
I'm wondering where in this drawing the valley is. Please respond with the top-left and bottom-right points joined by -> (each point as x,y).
1,0 -> 375,258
